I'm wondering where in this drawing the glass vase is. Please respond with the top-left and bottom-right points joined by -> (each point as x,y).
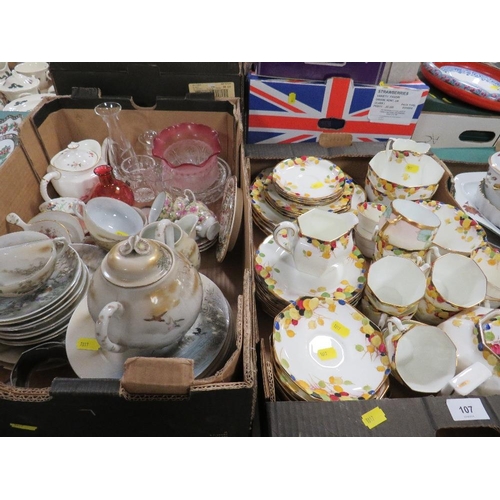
87,165 -> 135,206
94,101 -> 137,181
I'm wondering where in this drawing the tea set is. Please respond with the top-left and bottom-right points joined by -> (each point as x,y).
0,62 -> 55,112
253,141 -> 500,400
0,107 -> 241,383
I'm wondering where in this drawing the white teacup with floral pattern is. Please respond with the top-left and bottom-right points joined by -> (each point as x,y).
384,317 -> 491,395
377,199 -> 441,251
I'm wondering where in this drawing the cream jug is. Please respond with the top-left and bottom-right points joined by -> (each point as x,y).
273,208 -> 358,277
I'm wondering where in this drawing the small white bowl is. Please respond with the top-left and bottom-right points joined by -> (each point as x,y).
74,197 -> 144,243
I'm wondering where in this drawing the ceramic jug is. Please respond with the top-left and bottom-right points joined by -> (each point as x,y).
273,208 -> 358,277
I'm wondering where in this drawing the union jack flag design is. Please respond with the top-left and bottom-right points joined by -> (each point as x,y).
247,74 -> 429,144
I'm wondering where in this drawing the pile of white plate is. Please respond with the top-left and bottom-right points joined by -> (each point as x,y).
0,246 -> 89,347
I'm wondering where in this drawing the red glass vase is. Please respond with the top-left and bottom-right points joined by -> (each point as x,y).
87,165 -> 135,206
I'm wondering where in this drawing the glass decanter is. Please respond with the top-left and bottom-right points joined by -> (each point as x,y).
86,165 -> 135,206
94,102 -> 137,181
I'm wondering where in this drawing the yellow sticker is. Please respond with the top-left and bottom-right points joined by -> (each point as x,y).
115,231 -> 129,237
10,423 -> 37,431
77,338 -> 100,351
361,407 -> 387,429
317,347 -> 337,361
331,320 -> 350,338
405,164 -> 420,174
288,92 -> 296,103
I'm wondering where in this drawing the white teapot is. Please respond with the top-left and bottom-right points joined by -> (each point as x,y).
87,235 -> 203,353
40,139 -> 103,202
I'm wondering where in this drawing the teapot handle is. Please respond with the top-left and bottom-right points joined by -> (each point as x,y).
95,301 -> 128,353
40,171 -> 61,203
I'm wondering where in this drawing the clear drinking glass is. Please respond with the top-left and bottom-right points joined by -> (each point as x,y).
120,155 -> 159,206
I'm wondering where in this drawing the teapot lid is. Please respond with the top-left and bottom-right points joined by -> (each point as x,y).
101,235 -> 173,287
50,140 -> 100,173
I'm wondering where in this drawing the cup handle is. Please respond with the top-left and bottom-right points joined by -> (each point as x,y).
440,361 -> 493,396
95,301 -> 128,353
155,219 -> 176,248
52,236 -> 68,257
73,200 -> 86,221
377,313 -> 388,330
273,221 -> 299,254
386,316 -> 408,335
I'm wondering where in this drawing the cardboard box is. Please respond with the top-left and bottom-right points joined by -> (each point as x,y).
244,143 -> 500,437
0,96 -> 258,437
246,73 -> 429,145
411,80 -> 500,148
251,62 -> 421,86
49,63 -> 245,108
252,62 -> 386,85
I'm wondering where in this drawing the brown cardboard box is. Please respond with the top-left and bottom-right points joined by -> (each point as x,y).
244,143 -> 500,437
0,96 -> 257,437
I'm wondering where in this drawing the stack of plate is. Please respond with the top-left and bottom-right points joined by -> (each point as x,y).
250,167 -> 366,235
65,274 -> 235,380
270,297 -> 391,402
271,157 -> 347,206
0,246 -> 89,348
255,234 -> 368,318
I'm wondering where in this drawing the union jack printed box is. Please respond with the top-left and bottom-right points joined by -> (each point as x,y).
246,73 -> 429,144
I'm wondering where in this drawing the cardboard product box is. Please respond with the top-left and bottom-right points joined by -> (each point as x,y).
49,62 -> 245,108
244,143 -> 500,437
411,82 -> 500,149
0,96 -> 258,437
251,63 -> 421,87
246,73 -> 429,145
252,62 -> 387,85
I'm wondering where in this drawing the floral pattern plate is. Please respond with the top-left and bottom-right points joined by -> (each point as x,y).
250,168 -> 365,234
417,199 -> 486,255
272,297 -> 390,401
216,175 -> 243,263
272,156 -> 345,202
255,234 -> 368,304
0,134 -> 18,167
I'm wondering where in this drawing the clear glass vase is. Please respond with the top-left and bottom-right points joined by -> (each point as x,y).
94,102 -> 136,181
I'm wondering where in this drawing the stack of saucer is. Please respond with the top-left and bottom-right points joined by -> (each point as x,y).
255,234 -> 368,317
270,297 -> 391,401
250,167 -> 366,235
0,246 -> 89,348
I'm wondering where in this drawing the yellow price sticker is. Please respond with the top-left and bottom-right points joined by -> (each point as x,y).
77,338 -> 101,351
288,92 -> 296,104
331,320 -> 350,338
10,423 -> 37,431
317,347 -> 337,361
115,230 -> 129,237
405,164 -> 420,174
361,407 -> 387,429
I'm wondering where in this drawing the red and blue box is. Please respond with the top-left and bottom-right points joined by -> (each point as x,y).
246,73 -> 429,144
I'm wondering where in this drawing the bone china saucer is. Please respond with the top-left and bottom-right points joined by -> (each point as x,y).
255,235 -> 367,304
272,297 -> 390,401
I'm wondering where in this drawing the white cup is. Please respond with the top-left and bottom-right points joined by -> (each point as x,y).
14,62 -> 49,89
384,317 -> 492,395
